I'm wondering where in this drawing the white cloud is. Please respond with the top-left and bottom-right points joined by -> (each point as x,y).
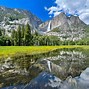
80,13 -> 89,24
45,0 -> 89,24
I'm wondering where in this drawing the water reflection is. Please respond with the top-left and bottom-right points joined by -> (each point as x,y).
44,49 -> 89,79
2,68 -> 89,89
0,48 -> 89,88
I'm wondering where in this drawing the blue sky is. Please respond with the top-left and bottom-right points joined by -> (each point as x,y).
0,0 -> 89,24
0,0 -> 55,21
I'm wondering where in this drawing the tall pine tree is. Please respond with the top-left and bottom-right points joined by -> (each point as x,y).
11,30 -> 15,45
21,25 -> 25,38
0,30 -> 2,36
24,24 -> 32,46
21,25 -> 25,45
14,31 -> 18,46
17,26 -> 21,46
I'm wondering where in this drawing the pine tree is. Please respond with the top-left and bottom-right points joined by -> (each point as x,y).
34,30 -> 39,36
21,25 -> 25,45
0,30 -> 2,36
3,29 -> 5,36
17,26 -> 21,46
14,31 -> 18,46
11,30 -> 15,45
24,24 -> 32,46
21,25 -> 25,38
11,30 -> 15,38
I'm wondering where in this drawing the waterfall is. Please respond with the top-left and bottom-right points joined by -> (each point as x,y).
47,60 -> 51,72
47,21 -> 51,32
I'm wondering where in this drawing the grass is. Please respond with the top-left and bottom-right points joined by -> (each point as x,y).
0,45 -> 89,58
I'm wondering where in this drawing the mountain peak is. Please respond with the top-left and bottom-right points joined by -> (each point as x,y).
0,6 -> 42,34
55,12 -> 66,17
55,12 -> 80,20
39,12 -> 86,41
54,12 -> 67,20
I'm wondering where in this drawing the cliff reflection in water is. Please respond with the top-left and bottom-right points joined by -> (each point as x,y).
0,48 -> 89,89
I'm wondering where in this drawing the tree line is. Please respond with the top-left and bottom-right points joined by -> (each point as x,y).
0,24 -> 89,46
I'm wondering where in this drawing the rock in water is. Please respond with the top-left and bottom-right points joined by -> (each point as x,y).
80,67 -> 89,81
24,72 -> 62,89
2,68 -> 89,89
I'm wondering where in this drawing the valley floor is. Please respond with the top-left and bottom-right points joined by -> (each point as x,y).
0,45 -> 89,58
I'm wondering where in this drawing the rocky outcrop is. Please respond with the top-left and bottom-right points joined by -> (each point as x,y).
0,6 -> 42,36
39,13 -> 87,41
80,67 -> 89,81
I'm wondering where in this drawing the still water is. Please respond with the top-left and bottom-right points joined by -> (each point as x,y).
0,48 -> 89,88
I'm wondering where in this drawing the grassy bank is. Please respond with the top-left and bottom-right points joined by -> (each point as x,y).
0,46 -> 89,58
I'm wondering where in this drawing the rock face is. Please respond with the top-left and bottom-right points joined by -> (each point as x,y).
39,13 -> 87,41
0,6 -> 88,41
0,6 -> 42,35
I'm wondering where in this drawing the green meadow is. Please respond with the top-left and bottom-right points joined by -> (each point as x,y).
0,46 -> 89,58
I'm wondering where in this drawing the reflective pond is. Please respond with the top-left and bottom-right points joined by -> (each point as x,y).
0,48 -> 89,89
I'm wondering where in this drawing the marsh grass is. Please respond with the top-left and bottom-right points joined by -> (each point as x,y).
0,46 -> 89,58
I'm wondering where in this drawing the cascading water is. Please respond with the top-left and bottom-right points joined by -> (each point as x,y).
47,21 -> 51,32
